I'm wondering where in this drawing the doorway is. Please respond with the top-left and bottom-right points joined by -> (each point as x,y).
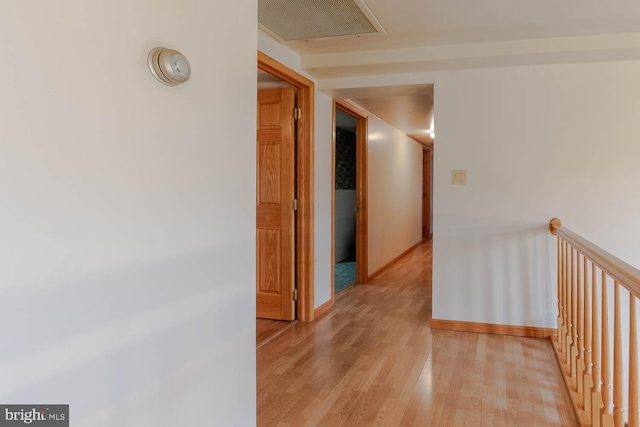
257,52 -> 315,322
334,109 -> 357,293
332,100 -> 368,299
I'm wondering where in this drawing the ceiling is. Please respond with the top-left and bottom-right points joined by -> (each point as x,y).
352,85 -> 433,145
259,0 -> 640,146
283,0 -> 640,55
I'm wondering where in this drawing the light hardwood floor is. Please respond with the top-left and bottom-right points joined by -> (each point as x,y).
257,240 -> 578,426
257,318 -> 297,349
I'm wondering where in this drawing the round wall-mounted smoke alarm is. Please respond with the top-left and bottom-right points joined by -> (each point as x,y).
148,47 -> 191,86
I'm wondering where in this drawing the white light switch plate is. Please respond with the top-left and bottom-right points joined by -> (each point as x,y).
452,169 -> 467,185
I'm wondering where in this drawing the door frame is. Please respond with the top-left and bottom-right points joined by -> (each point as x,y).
258,51 -> 315,322
332,99 -> 368,301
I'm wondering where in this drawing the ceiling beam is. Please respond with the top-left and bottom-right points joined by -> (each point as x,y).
301,32 -> 640,78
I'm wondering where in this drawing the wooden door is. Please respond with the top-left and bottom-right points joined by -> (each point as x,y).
256,88 -> 296,320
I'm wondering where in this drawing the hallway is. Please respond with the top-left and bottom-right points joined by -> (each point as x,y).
257,240 -> 578,426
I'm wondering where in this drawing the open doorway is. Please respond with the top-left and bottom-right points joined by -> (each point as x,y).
334,109 -> 357,293
332,100 -> 368,299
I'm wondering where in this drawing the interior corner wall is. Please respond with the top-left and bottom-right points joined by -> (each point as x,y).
366,115 -> 423,275
0,2 -> 257,426
432,61 -> 640,328
258,31 -> 333,310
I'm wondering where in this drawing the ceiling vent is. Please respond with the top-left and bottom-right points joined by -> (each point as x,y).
259,0 -> 385,41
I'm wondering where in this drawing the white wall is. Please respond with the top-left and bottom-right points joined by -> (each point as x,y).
433,61 -> 640,327
258,31 -> 334,309
0,1 -> 256,426
258,30 -> 302,74
367,115 -> 424,275
314,94 -> 334,307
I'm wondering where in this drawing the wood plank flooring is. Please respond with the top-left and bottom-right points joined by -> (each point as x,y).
257,318 -> 297,348
257,240 -> 578,426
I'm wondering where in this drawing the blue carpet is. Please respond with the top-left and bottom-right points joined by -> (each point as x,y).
335,261 -> 356,294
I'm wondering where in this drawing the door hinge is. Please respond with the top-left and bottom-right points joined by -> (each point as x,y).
293,289 -> 298,301
293,107 -> 302,120
292,198 -> 298,211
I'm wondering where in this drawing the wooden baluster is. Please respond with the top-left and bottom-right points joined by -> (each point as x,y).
548,219 -> 640,427
558,237 -> 563,344
584,258 -> 593,411
563,240 -> 569,355
613,282 -> 624,426
571,247 -> 578,377
567,246 -> 573,365
630,296 -> 639,427
602,272 -> 613,426
592,264 -> 603,427
577,252 -> 584,387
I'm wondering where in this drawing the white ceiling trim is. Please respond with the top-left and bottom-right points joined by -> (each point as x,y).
301,32 -> 640,78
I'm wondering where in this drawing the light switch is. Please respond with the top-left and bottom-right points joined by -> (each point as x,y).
452,169 -> 467,185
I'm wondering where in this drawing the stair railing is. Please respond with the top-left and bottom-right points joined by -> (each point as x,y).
550,218 -> 640,427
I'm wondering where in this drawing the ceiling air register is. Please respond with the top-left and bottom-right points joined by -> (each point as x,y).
258,0 -> 385,41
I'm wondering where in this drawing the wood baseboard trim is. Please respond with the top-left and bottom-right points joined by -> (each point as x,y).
431,319 -> 557,338
368,240 -> 423,281
314,299 -> 334,319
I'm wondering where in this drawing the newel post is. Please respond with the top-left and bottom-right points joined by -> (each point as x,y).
549,218 -> 562,235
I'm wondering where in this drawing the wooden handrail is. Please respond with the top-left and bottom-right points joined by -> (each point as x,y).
549,218 -> 640,299
550,218 -> 640,427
